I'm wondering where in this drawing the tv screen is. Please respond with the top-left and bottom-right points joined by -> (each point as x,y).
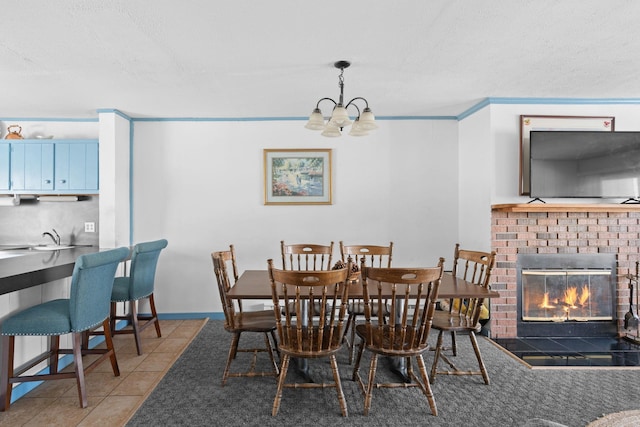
529,131 -> 640,199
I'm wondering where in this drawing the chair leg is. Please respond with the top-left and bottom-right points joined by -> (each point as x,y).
263,333 -> 279,376
147,293 -> 162,338
416,354 -> 438,416
272,354 -> 290,416
222,332 -> 241,386
130,300 -> 143,356
450,331 -> 457,356
102,319 -> 120,376
270,330 -> 281,362
349,315 -> 357,364
329,354 -> 348,417
429,330 -> 444,384
469,332 -> 490,385
351,337 -> 365,383
71,333 -> 88,408
49,335 -> 60,374
363,353 -> 379,416
0,335 -> 15,411
109,301 -> 118,334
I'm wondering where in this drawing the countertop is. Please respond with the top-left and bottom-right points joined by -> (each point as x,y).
0,246 -> 117,295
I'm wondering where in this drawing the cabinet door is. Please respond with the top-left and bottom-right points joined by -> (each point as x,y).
0,143 -> 9,191
55,142 -> 99,191
11,143 -> 54,191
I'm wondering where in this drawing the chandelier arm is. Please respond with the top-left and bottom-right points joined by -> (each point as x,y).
315,97 -> 337,109
345,97 -> 370,110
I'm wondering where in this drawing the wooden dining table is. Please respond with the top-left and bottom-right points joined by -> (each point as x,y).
228,270 -> 500,301
228,269 -> 500,382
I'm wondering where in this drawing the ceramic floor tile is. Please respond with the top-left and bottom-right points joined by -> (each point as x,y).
110,370 -> 163,396
133,351 -> 177,372
76,395 -> 141,427
0,397 -> 56,425
23,396 -> 102,426
0,319 -> 204,427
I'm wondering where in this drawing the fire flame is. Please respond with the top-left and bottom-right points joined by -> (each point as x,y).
539,284 -> 590,309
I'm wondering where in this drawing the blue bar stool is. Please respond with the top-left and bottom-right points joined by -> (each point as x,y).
0,247 -> 130,411
110,239 -> 168,355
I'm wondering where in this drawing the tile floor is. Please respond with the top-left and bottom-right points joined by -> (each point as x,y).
0,318 -> 206,426
494,336 -> 640,367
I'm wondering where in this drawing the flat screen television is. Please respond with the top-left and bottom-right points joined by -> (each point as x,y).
529,131 -> 640,200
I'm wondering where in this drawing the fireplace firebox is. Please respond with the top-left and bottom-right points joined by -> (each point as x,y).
516,254 -> 617,338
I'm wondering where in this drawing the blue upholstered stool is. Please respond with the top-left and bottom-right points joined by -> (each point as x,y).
0,247 -> 130,411
109,239 -> 168,355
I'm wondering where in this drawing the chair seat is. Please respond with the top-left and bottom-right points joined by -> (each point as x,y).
431,311 -> 481,333
1,299 -> 71,336
230,310 -> 277,332
355,323 -> 428,357
348,301 -> 390,316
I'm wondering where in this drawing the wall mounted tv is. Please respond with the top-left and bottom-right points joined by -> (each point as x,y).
529,131 -> 640,200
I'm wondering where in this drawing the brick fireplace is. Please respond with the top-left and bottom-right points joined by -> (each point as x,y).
490,204 -> 640,339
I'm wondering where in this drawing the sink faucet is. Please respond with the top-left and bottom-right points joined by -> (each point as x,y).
42,229 -> 61,246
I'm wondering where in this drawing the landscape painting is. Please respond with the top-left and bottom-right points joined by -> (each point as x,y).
264,149 -> 332,205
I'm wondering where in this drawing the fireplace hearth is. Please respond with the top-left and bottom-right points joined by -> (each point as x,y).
517,253 -> 617,338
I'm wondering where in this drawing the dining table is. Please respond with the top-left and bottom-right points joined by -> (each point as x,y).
227,269 -> 500,382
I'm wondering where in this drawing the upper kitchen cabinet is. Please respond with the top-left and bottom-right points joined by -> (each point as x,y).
54,141 -> 98,191
0,143 -> 9,190
10,141 -> 54,191
6,139 -> 99,195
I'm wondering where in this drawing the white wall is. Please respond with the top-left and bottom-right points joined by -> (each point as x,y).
131,119 -> 459,314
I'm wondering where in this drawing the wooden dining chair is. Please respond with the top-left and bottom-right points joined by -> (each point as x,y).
339,241 -> 393,364
280,241 -> 334,271
351,258 -> 444,416
267,258 -> 351,417
212,246 -> 279,386
280,241 -> 335,316
429,243 -> 496,385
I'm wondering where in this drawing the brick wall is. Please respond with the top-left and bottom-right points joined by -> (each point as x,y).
490,205 -> 640,339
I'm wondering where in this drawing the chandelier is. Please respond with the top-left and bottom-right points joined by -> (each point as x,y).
304,60 -> 377,137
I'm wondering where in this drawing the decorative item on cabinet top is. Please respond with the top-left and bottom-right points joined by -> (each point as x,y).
4,125 -> 23,139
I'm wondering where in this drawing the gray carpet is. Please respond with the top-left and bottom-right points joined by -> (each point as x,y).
127,320 -> 640,427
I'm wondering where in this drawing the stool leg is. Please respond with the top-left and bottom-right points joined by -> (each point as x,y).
102,319 -> 120,376
130,300 -> 143,356
148,293 -> 162,338
49,335 -> 60,374
71,333 -> 88,408
0,335 -> 15,411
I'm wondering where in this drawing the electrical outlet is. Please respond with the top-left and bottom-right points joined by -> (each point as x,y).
84,222 -> 96,233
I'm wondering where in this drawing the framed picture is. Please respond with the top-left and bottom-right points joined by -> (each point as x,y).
519,115 -> 615,195
264,149 -> 332,205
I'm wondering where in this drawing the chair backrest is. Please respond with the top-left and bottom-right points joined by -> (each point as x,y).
268,258 -> 350,355
128,239 -> 168,300
280,241 -> 334,271
340,242 -> 393,267
450,243 -> 496,325
212,245 -> 241,330
69,247 -> 130,332
359,258 -> 444,352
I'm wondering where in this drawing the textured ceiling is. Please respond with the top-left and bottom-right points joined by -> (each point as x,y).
1,0 -> 639,119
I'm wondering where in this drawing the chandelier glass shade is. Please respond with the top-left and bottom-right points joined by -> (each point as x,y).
305,61 -> 377,137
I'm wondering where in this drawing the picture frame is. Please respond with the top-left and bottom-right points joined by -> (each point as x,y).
519,115 -> 615,195
264,149 -> 332,205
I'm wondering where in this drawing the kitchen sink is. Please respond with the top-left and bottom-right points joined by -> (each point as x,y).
30,245 -> 77,251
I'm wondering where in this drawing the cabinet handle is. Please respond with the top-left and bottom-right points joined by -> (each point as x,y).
59,179 -> 67,184
45,179 -> 52,184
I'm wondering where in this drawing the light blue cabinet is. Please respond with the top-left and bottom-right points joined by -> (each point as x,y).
4,139 -> 99,195
0,143 -> 9,191
11,142 -> 54,191
55,142 -> 98,191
